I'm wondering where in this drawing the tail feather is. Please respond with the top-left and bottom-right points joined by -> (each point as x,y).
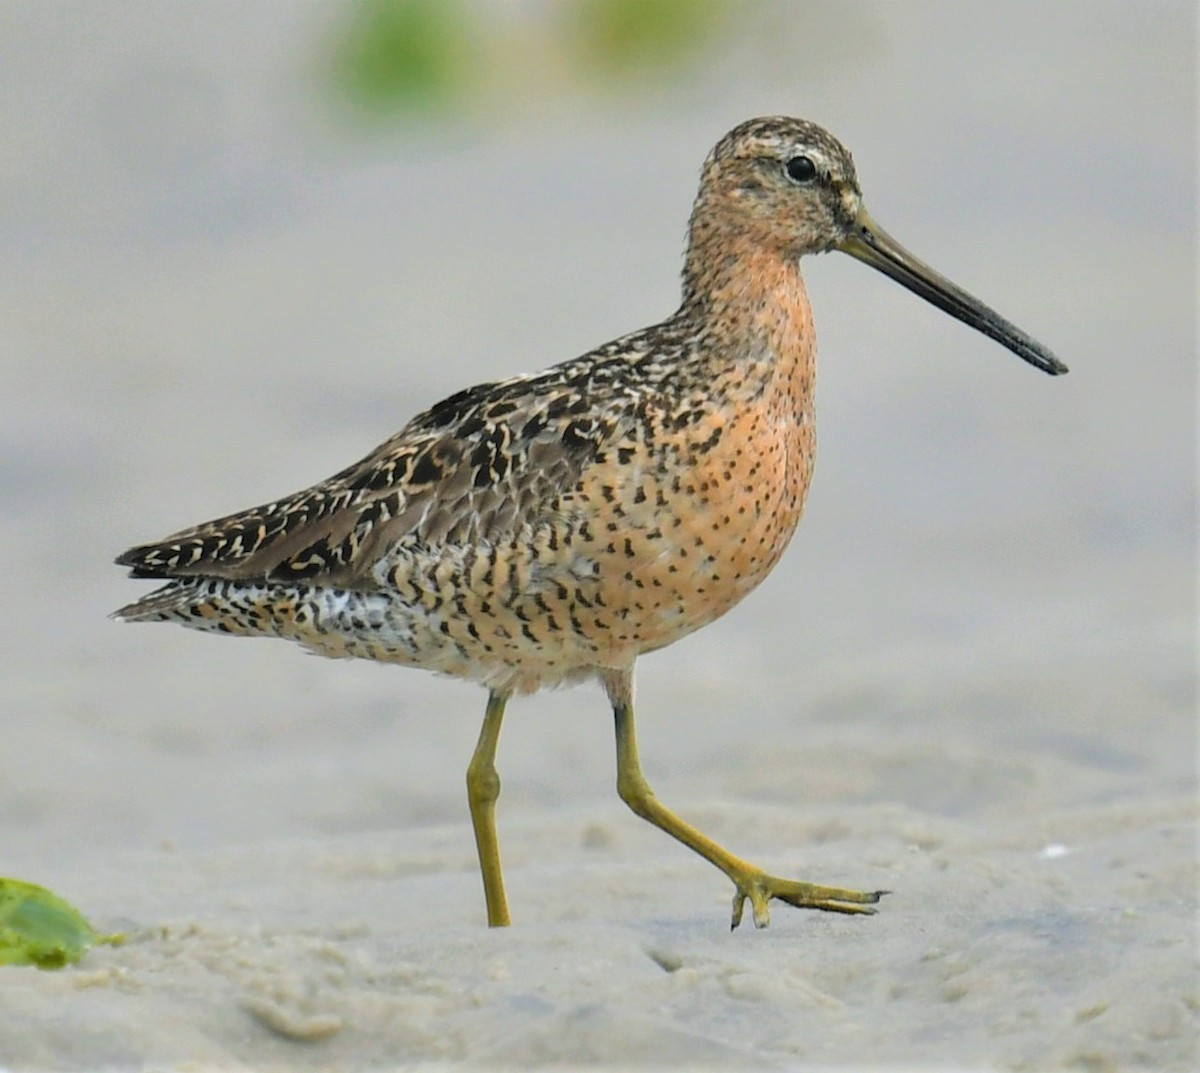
112,582 -> 199,623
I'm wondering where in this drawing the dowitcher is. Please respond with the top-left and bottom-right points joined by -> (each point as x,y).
116,117 -> 1066,930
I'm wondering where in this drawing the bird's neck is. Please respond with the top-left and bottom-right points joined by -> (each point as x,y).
680,229 -> 816,406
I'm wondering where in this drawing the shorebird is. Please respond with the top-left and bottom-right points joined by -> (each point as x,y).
116,117 -> 1066,930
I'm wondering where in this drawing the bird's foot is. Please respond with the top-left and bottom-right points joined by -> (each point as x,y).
730,871 -> 888,929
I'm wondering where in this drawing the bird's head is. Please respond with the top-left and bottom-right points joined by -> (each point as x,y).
688,116 -> 1067,375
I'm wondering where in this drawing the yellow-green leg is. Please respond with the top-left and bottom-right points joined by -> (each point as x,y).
467,690 -> 511,927
603,669 -> 886,929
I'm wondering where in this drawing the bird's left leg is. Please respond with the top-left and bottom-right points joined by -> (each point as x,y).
467,689 -> 512,927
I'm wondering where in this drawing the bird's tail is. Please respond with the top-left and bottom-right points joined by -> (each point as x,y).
112,582 -> 199,623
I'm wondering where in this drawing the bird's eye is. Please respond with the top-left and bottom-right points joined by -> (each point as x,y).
785,155 -> 817,183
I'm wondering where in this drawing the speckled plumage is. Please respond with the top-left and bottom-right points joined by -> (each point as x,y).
117,118 -> 1064,929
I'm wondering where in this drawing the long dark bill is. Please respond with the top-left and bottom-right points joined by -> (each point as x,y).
838,209 -> 1068,376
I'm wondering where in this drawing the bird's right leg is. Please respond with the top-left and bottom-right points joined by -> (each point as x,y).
467,690 -> 511,927
601,668 -> 885,929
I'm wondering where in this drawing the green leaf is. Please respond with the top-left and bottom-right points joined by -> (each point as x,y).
0,877 -> 123,970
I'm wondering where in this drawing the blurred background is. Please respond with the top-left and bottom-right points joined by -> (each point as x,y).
1,2 -> 1194,867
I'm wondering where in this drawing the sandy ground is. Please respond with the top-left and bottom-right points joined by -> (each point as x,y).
1,2 -> 1195,1070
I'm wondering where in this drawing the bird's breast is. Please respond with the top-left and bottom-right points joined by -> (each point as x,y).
566,340 -> 817,660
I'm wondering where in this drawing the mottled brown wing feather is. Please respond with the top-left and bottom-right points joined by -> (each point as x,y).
116,365 -> 630,587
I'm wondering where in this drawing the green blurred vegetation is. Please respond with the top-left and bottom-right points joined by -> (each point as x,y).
331,0 -> 479,114
569,0 -> 725,73
328,0 -> 730,120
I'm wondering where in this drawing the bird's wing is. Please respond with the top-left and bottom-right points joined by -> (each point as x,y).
115,365 -> 629,587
